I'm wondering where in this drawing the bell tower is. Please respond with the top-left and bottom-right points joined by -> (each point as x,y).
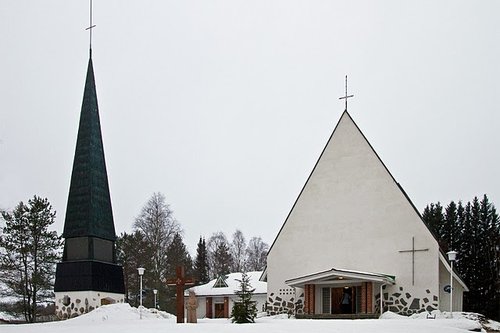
54,3 -> 125,318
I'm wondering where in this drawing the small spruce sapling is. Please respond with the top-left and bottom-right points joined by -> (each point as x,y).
230,271 -> 257,323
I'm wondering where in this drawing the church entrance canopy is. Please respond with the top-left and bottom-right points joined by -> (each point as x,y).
285,267 -> 395,288
286,268 -> 395,317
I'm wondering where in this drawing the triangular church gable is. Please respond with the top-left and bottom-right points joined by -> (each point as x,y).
266,111 -> 441,293
269,111 -> 435,253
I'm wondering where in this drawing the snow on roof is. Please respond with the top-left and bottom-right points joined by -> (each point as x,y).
188,271 -> 266,297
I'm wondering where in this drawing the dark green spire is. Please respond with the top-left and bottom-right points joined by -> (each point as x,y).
63,57 -> 116,241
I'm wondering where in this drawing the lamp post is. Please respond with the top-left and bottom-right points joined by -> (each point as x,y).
447,250 -> 457,317
137,267 -> 145,319
153,289 -> 158,310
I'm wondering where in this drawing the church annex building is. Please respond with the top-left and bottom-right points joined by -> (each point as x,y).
188,271 -> 267,319
262,111 -> 468,317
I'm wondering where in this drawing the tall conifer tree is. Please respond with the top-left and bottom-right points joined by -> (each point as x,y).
166,233 -> 193,276
0,196 -> 62,322
423,195 -> 500,320
116,231 -> 150,305
443,201 -> 460,252
194,237 -> 209,284
422,202 -> 444,240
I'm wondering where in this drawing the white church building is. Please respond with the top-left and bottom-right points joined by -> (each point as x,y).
262,111 -> 468,317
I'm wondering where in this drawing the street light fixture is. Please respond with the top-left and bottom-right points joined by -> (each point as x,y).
153,289 -> 158,310
137,267 -> 145,319
447,250 -> 457,317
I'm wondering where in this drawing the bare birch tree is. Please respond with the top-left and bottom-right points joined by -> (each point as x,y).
133,192 -> 181,287
245,237 -> 268,271
207,231 -> 233,278
230,229 -> 247,272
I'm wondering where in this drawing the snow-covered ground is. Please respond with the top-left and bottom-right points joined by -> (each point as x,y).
1,303 -> 499,333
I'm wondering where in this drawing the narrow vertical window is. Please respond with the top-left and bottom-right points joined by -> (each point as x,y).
322,287 -> 331,314
355,286 -> 362,314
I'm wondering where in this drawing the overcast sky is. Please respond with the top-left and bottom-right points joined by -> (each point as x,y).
1,1 -> 499,254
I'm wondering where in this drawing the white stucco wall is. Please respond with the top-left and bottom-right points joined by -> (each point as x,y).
266,112 -> 442,315
439,259 -> 465,312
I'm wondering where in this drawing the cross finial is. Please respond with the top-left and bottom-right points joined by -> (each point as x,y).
85,0 -> 96,58
339,75 -> 354,111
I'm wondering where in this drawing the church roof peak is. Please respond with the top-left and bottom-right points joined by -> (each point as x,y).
266,110 -> 433,256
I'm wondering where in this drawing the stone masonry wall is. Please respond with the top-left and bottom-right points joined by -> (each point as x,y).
375,285 -> 438,315
267,287 -> 304,316
55,291 -> 124,319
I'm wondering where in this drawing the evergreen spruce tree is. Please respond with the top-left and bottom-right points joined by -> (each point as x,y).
116,231 -> 150,305
230,271 -> 257,323
213,242 -> 232,277
458,202 -> 474,292
166,233 -> 193,273
443,201 -> 460,252
0,196 -> 62,322
478,195 -> 499,319
422,202 -> 444,242
465,197 -> 483,314
424,195 -> 500,320
194,237 -> 209,284
165,233 -> 193,313
454,201 -> 466,274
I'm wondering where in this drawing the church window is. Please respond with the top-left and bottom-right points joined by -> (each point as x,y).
355,286 -> 362,313
213,276 -> 228,288
322,288 -> 331,314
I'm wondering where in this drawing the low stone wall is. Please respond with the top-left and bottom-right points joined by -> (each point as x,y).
266,290 -> 304,315
375,285 -> 438,315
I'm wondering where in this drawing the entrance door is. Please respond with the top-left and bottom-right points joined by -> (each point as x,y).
214,303 -> 225,318
331,288 -> 343,314
332,287 -> 355,314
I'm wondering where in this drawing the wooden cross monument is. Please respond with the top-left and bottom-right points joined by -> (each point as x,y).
166,266 -> 195,323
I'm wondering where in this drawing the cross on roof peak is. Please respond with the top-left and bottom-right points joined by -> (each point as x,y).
339,75 -> 354,111
85,0 -> 96,58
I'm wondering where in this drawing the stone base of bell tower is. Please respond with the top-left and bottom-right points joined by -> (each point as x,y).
55,290 -> 124,319
54,260 -> 125,319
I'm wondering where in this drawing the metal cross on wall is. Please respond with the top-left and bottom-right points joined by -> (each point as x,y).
398,236 -> 429,286
166,266 -> 196,323
339,75 -> 354,111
